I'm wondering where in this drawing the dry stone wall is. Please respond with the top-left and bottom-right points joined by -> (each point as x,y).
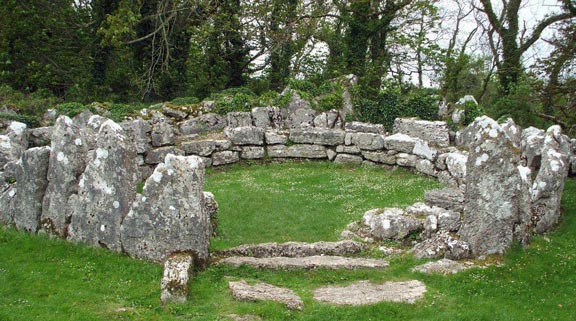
0,99 -> 574,262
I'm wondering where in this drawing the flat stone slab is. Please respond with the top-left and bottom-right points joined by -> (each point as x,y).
411,258 -> 473,275
217,240 -> 367,258
229,280 -> 303,310
313,280 -> 426,305
219,255 -> 388,270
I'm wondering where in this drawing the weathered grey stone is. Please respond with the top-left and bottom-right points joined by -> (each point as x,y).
334,154 -> 363,165
344,121 -> 385,134
437,170 -> 459,188
213,139 -> 232,151
241,146 -> 265,159
122,154 -> 210,263
412,139 -> 439,161
531,125 -> 571,234
72,110 -> 95,128
313,110 -> 342,129
415,159 -> 437,177
41,116 -> 88,236
412,231 -> 471,259
225,126 -> 265,146
435,153 -> 448,170
229,280 -> 303,310
217,240 -> 367,258
289,128 -> 345,146
145,146 -> 185,165
336,145 -> 361,154
412,258 -> 472,275
571,139 -> 576,176
424,188 -> 464,213
267,144 -> 327,159
345,132 -> 385,150
227,112 -> 253,128
406,202 -> 461,232
180,140 -> 217,156
203,191 -> 218,236
501,118 -> 522,148
336,74 -> 357,119
219,255 -> 388,270
29,127 -> 52,147
326,148 -> 336,161
251,107 -> 283,128
179,113 -> 227,135
80,115 -> 107,151
68,120 -> 140,252
6,121 -> 29,150
212,151 -> 240,166
12,147 -> 50,233
0,134 -> 24,168
393,118 -> 450,147
362,208 -> 422,240
383,133 -> 416,153
264,130 -> 288,145
286,107 -> 315,129
160,253 -> 194,304
459,116 -> 522,255
521,127 -> 545,170
361,151 -> 396,165
396,153 -> 417,167
151,115 -> 175,147
313,280 -> 426,305
452,109 -> 465,124
120,119 -> 151,154
0,184 -> 16,226
445,152 -> 467,180
162,105 -> 188,121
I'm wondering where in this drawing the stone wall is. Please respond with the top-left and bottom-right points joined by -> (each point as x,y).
0,102 -> 574,261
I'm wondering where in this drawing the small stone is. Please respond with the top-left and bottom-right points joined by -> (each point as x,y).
334,154 -> 364,165
160,253 -> 194,304
412,258 -> 470,275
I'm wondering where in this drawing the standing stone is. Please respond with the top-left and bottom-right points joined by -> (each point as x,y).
459,116 -> 522,255
0,184 -> 16,226
521,127 -> 545,170
531,125 -> 571,233
41,116 -> 88,236
160,253 -> 194,304
68,120 -> 140,252
13,147 -> 51,233
121,154 -> 210,263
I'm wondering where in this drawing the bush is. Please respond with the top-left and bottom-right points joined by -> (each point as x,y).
463,101 -> 484,125
56,102 -> 88,118
212,92 -> 255,115
170,97 -> 199,106
316,92 -> 343,112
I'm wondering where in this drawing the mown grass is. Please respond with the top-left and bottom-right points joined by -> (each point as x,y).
0,162 -> 575,321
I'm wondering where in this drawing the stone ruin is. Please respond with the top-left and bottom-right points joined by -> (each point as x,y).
0,92 -> 574,302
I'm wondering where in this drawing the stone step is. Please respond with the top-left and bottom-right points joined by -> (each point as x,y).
229,280 -> 303,310
313,280 -> 426,305
215,240 -> 367,258
218,255 -> 388,270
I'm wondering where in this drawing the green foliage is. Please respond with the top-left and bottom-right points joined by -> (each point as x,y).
0,85 -> 60,127
316,92 -> 343,111
352,86 -> 440,129
462,101 -> 485,126
212,91 -> 256,115
489,79 -> 546,128
170,97 -> 199,106
55,102 -> 88,118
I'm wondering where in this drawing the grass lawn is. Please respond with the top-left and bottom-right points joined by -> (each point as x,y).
0,162 -> 575,321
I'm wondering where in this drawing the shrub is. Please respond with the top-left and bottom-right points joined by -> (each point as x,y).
170,97 -> 199,106
56,102 -> 88,118
463,101 -> 484,125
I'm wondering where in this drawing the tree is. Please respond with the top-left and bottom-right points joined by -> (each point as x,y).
477,0 -> 575,96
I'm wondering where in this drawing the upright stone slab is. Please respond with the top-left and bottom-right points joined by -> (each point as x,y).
13,147 -> 51,233
68,120 -> 140,252
160,253 -> 194,304
41,116 -> 88,236
121,154 -> 210,263
458,116 -> 522,255
531,125 -> 571,233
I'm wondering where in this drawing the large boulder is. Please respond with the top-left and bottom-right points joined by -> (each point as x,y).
227,112 -> 253,128
224,126 -> 265,145
531,125 -> 571,233
251,107 -> 283,128
121,119 -> 151,154
68,120 -> 140,252
393,118 -> 449,147
345,132 -> 385,150
0,121 -> 28,168
180,113 -> 227,135
383,133 -> 416,153
41,116 -> 88,236
12,147 -> 51,233
121,154 -> 210,263
362,208 -> 422,240
458,116 -> 523,255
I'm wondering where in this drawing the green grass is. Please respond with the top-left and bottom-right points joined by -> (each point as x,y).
1,162 -> 575,321
206,161 -> 441,249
